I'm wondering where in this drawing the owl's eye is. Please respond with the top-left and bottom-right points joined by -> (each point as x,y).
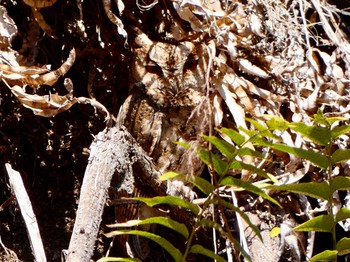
184,54 -> 198,72
146,62 -> 163,76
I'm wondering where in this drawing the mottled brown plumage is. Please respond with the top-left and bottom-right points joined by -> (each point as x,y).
115,31 -> 210,259
117,31 -> 209,180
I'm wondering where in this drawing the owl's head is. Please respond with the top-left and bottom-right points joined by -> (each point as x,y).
131,31 -> 208,106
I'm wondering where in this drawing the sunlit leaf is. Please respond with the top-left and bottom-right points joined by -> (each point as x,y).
309,250 -> 338,262
246,118 -> 275,138
294,214 -> 334,232
202,135 -> 236,159
331,149 -> 350,164
330,176 -> 350,192
335,207 -> 350,223
265,116 -> 289,131
160,172 -> 180,180
132,196 -> 200,215
238,126 -> 257,137
190,244 -> 227,262
336,237 -> 350,256
270,227 -> 280,237
313,109 -> 330,127
246,118 -> 268,131
331,125 -> 350,140
188,176 -> 215,195
254,141 -> 330,169
218,127 -> 246,146
238,147 -> 263,158
267,181 -> 330,201
229,161 -> 277,182
107,217 -> 189,239
220,176 -> 280,206
104,230 -> 182,262
326,117 -> 347,126
169,174 -> 214,195
174,141 -> 190,149
199,150 -> 228,176
288,122 -> 331,146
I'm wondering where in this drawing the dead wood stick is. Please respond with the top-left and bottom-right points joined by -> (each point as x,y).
64,126 -> 167,262
5,163 -> 47,262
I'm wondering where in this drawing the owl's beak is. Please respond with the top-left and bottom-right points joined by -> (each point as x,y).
165,72 -> 183,94
163,68 -> 183,96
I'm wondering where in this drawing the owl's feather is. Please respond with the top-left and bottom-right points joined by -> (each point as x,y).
115,33 -> 210,259
118,33 -> 209,177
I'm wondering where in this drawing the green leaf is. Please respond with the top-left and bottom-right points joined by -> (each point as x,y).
199,219 -> 224,230
209,197 -> 262,241
313,109 -> 345,126
132,196 -> 200,215
330,176 -> 350,193
199,214 -> 256,257
97,258 -> 141,262
265,116 -> 289,131
199,149 -> 228,176
331,125 -> 350,139
190,244 -> 227,262
331,149 -> 350,164
314,109 -> 330,127
238,126 -> 258,138
246,118 -> 275,138
270,227 -> 280,237
264,142 -> 330,170
174,141 -> 190,149
266,181 -> 331,201
335,207 -> 350,223
194,230 -> 251,261
309,250 -> 338,262
246,118 -> 268,131
238,147 -> 263,159
202,135 -> 237,159
104,230 -> 182,262
218,127 -> 246,146
170,174 -> 214,195
330,176 -> 350,192
294,214 -> 334,232
336,237 -> 350,256
108,217 -> 189,239
232,238 -> 252,262
188,176 -> 215,195
288,122 -> 331,146
229,161 -> 277,182
325,116 -> 347,125
160,172 -> 215,195
160,172 -> 180,180
220,176 -> 281,207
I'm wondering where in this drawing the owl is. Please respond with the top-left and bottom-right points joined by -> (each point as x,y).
117,31 -> 209,183
115,31 -> 209,259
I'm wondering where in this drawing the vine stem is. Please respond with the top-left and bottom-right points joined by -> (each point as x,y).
183,43 -> 238,261
326,140 -> 337,261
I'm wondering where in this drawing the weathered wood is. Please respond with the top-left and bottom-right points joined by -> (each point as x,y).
5,163 -> 47,262
65,126 -> 166,262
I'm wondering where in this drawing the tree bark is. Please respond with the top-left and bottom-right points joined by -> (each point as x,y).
64,126 -> 166,262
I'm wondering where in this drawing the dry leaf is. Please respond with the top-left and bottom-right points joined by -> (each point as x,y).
22,0 -> 59,8
9,85 -> 77,117
0,5 -> 17,48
